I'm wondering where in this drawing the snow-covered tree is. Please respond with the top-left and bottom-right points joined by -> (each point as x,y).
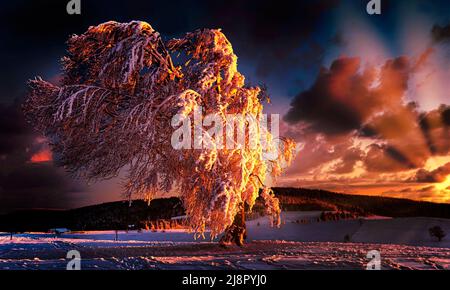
23,21 -> 295,245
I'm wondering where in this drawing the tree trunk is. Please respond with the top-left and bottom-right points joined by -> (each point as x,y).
219,205 -> 247,247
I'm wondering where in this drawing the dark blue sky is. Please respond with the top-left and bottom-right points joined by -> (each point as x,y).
0,0 -> 447,105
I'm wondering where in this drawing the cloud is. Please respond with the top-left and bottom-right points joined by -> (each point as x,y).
418,105 -> 450,156
411,162 -> 450,183
30,148 -> 52,163
381,185 -> 437,200
0,162 -> 84,213
431,24 -> 450,44
364,144 -> 418,173
280,44 -> 449,202
284,56 -> 411,136
1,163 -> 66,191
284,54 -> 449,175
0,102 -> 83,213
0,102 -> 34,157
283,133 -> 364,176
204,0 -> 340,77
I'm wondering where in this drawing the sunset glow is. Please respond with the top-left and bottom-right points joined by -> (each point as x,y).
436,175 -> 450,192
30,148 -> 52,163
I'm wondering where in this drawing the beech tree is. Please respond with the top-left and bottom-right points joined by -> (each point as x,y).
429,226 -> 446,242
23,21 -> 295,245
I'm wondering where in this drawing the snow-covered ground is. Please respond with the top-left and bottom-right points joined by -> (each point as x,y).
1,212 -> 449,270
247,212 -> 450,248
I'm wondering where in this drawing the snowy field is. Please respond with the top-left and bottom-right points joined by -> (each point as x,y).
1,212 -> 449,270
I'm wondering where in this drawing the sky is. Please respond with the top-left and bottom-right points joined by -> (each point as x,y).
0,0 -> 449,213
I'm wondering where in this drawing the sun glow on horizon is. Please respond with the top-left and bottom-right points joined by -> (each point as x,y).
435,175 -> 450,192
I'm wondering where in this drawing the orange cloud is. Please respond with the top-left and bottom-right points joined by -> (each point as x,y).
30,148 -> 52,163
281,53 -> 449,203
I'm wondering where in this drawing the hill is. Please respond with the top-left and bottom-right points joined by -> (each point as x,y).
271,187 -> 450,219
0,198 -> 184,232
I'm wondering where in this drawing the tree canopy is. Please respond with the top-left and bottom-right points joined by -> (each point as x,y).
24,21 -> 295,238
